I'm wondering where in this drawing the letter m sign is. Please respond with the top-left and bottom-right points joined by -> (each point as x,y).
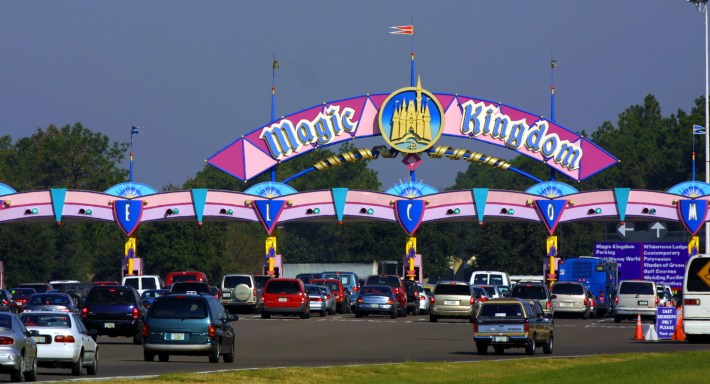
678,199 -> 708,236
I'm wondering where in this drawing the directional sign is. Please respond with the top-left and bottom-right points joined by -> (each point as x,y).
649,222 -> 667,239
698,260 -> 710,288
617,222 -> 635,238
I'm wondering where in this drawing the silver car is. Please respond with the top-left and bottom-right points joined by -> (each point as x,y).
550,281 -> 595,319
305,284 -> 335,317
0,312 -> 38,381
430,281 -> 475,322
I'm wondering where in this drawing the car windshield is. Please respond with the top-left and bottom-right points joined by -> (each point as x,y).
481,286 -> 498,296
479,303 -> 524,319
365,276 -> 400,288
620,282 -> 654,295
323,274 -> 351,285
305,286 -> 321,295
150,298 -> 207,319
265,281 -> 301,294
552,284 -> 585,295
489,275 -> 505,285
142,290 -> 168,299
435,284 -> 470,295
21,313 -> 70,328
223,275 -> 251,288
512,286 -> 547,300
361,286 -> 392,295
29,294 -> 69,305
86,288 -> 134,304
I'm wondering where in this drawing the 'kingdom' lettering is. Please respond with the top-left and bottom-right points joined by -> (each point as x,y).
460,100 -> 582,170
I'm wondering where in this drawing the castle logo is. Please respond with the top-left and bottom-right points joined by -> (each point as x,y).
378,77 -> 444,153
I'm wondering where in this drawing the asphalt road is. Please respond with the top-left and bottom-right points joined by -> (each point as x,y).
23,313 -> 710,382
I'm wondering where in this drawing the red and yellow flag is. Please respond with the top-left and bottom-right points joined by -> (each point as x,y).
389,25 -> 414,35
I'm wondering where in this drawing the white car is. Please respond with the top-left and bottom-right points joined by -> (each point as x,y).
20,311 -> 98,376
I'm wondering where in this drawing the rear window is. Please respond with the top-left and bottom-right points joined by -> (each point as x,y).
150,298 -> 208,319
619,282 -> 655,295
365,276 -> 400,288
472,275 -> 489,285
123,278 -> 139,290
86,288 -> 135,305
489,274 -> 505,285
686,258 -> 710,292
223,275 -> 252,289
265,281 -> 301,294
29,294 -> 70,305
511,286 -> 547,300
305,286 -> 321,295
21,313 -> 71,328
142,278 -> 158,290
171,274 -> 200,284
479,303 -> 524,318
435,284 -> 471,295
551,283 -> 585,295
323,274 -> 351,286
361,286 -> 392,295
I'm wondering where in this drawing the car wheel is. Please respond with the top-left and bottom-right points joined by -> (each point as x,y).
143,351 -> 155,361
614,315 -> 621,323
429,315 -> 437,323
223,339 -> 235,363
24,355 -> 37,382
158,353 -> 169,362
208,346 -> 220,363
261,312 -> 271,319
133,332 -> 143,345
87,349 -> 98,375
493,346 -> 504,355
320,309 -> 327,317
476,343 -> 487,355
71,351 -> 84,376
300,311 -> 308,319
11,353 -> 25,382
543,335 -> 553,354
525,338 -> 536,355
390,310 -> 397,319
355,312 -> 363,318
413,306 -> 420,316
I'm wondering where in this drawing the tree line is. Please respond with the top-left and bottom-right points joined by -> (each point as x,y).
0,94 -> 704,286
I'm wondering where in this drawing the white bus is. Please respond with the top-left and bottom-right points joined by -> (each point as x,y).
683,254 -> 710,342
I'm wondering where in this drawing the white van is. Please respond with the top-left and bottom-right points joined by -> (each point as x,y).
469,271 -> 512,288
121,275 -> 163,295
683,254 -> 710,342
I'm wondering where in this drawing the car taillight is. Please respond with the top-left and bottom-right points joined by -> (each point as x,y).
472,323 -> 478,333
311,297 -> 323,302
357,298 -> 364,304
685,298 -> 701,306
143,324 -> 149,337
546,301 -> 552,310
81,307 -> 88,318
583,297 -> 588,306
414,291 -> 419,298
614,297 -> 618,305
429,296 -> 435,304
54,335 -> 75,343
470,297 -> 476,305
132,307 -> 140,319
599,290 -> 605,302
524,321 -> 530,333
0,337 -> 14,345
353,286 -> 360,293
655,297 -> 659,306
590,300 -> 595,307
480,297 -> 489,302
387,298 -> 394,305
419,296 -> 426,301
1,299 -> 8,305
208,325 -> 216,339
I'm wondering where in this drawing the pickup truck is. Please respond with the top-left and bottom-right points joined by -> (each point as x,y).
472,298 -> 554,355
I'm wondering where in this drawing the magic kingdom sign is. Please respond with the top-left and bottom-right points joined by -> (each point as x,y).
208,80 -> 617,181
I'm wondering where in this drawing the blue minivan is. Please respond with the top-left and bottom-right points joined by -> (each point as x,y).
143,294 -> 237,363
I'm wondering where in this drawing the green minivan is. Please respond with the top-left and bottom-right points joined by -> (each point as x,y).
143,294 -> 237,363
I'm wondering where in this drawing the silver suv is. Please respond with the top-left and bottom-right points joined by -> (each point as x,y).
613,280 -> 657,323
550,281 -> 595,319
220,274 -> 261,314
429,281 -> 475,323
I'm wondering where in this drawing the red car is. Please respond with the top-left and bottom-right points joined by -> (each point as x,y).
261,278 -> 310,319
363,275 -> 408,317
8,288 -> 36,313
311,279 -> 351,314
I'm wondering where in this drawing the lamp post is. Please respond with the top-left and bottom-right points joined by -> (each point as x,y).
688,0 -> 710,253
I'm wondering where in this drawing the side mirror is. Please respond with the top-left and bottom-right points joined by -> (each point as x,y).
29,330 -> 40,337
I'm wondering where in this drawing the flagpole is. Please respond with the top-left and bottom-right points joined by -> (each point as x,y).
550,57 -> 557,182
410,19 -> 415,87
129,124 -> 135,183
271,55 -> 279,182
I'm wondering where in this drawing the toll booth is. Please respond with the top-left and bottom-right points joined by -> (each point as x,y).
122,257 -> 143,277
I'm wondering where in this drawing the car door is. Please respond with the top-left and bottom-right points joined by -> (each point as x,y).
529,301 -> 551,341
73,313 -> 97,361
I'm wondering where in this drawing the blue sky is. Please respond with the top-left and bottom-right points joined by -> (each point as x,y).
0,1 -> 705,191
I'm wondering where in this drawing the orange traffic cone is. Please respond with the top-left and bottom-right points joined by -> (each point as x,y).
634,314 -> 644,341
674,307 -> 686,342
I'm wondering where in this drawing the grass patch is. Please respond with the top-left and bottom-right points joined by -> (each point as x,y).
98,351 -> 710,384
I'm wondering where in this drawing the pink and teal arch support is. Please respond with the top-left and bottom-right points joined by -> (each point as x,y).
207,93 -> 618,182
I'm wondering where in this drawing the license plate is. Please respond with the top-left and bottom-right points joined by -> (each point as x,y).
560,302 -> 573,307
638,300 -> 648,306
444,300 -> 460,305
493,336 -> 509,342
32,336 -> 46,343
169,333 -> 185,341
105,323 -> 115,329
223,292 -> 231,298
278,297 -> 287,302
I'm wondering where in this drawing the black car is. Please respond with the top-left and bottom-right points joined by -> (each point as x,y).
81,285 -> 146,344
401,279 -> 422,315
510,281 -> 556,317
